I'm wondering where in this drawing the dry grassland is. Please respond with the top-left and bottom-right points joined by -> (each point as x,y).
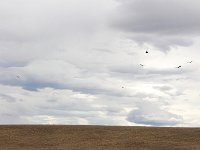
0,125 -> 200,150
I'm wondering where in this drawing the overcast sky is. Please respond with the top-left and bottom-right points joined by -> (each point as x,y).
1,0 -> 200,126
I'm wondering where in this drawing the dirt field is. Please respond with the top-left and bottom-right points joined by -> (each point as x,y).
0,125 -> 200,150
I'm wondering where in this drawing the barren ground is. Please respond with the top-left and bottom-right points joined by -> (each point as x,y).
0,125 -> 200,150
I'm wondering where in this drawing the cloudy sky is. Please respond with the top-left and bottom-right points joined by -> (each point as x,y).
1,0 -> 200,126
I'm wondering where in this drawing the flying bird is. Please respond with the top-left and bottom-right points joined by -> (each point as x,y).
176,66 -> 181,68
140,64 -> 144,67
122,86 -> 124,88
16,75 -> 21,79
145,50 -> 148,53
187,61 -> 192,63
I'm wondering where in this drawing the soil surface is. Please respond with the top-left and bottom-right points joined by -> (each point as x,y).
0,125 -> 200,150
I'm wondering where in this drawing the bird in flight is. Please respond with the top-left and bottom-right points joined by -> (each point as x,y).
16,75 -> 21,79
122,86 -> 124,88
145,50 -> 148,53
187,61 -> 192,63
140,64 -> 144,67
176,66 -> 181,68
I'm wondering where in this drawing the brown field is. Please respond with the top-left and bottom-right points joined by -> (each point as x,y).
0,125 -> 200,150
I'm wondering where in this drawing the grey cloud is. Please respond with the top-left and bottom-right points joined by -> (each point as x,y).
109,64 -> 189,80
0,62 -> 26,68
0,99 -> 34,124
152,86 -> 181,99
147,68 -> 185,75
12,77 -> 126,96
130,34 -> 193,50
0,86 -> 125,124
127,101 -> 183,126
46,99 -> 58,103
0,0 -> 112,67
112,0 -> 200,50
133,92 -> 158,99
0,61 -> 127,97
40,98 -> 103,113
153,85 -> 183,97
153,85 -> 173,92
0,94 -> 16,103
93,48 -> 113,53
0,0 -> 103,42
0,114 -> 26,124
110,64 -> 142,74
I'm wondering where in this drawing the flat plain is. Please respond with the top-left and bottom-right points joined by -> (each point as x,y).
0,125 -> 200,150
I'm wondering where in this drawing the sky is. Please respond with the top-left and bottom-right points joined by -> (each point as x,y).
1,0 -> 200,126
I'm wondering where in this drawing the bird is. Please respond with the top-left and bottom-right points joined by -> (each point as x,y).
122,86 -> 124,88
187,61 -> 192,63
16,75 -> 21,79
176,66 -> 181,68
140,64 -> 144,67
145,50 -> 148,53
